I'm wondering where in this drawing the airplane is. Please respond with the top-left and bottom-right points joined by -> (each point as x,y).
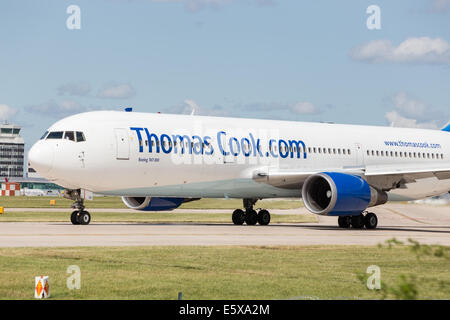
27,109 -> 450,228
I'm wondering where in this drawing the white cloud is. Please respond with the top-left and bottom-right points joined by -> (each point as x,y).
97,83 -> 135,99
0,104 -> 18,121
392,92 -> 426,119
430,0 -> 450,12
57,81 -> 91,96
290,102 -> 319,114
384,92 -> 447,129
25,100 -> 87,118
165,99 -> 230,117
242,101 -> 320,115
389,92 -> 445,122
385,111 -> 439,129
153,0 -> 274,12
351,37 -> 450,64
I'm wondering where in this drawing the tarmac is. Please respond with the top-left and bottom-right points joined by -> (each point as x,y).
0,203 -> 449,247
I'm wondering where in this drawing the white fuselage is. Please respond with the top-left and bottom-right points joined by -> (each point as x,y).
28,111 -> 450,201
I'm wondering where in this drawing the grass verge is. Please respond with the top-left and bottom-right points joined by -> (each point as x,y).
0,245 -> 448,300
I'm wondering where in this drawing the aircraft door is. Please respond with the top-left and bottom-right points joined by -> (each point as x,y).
354,142 -> 365,167
114,128 -> 130,160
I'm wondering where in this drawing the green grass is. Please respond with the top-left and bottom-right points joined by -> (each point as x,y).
0,211 -> 316,223
0,245 -> 448,300
0,196 -> 303,210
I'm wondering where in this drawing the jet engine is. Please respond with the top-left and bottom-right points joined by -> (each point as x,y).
301,172 -> 387,216
122,196 -> 185,211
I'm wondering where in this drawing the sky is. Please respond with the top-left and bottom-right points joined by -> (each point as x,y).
0,0 -> 449,155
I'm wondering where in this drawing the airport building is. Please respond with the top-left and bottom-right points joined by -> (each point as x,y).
0,122 -> 24,178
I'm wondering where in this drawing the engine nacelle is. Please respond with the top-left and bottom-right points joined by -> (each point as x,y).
302,172 -> 387,216
122,196 -> 185,211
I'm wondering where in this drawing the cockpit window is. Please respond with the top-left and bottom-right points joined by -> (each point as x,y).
46,131 -> 64,139
64,131 -> 75,141
40,131 -> 49,140
76,131 -> 86,142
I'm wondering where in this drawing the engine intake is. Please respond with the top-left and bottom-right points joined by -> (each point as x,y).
302,172 -> 387,216
122,196 -> 185,211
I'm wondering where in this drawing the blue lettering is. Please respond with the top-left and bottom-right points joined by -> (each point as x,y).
144,128 -> 160,153
203,136 -> 213,155
130,127 -> 144,153
288,140 -> 307,159
160,134 -> 172,154
249,133 -> 263,157
172,134 -> 192,154
241,137 -> 251,157
279,139 -> 289,158
192,135 -> 203,155
217,131 -> 229,156
229,137 -> 240,156
131,127 -> 307,161
269,139 -> 278,158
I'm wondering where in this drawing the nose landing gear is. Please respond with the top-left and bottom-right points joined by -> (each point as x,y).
64,189 -> 91,225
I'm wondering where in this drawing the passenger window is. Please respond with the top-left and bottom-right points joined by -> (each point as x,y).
46,131 -> 64,139
64,131 -> 75,141
76,131 -> 86,142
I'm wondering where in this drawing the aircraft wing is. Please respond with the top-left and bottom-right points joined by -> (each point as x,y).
252,167 -> 364,189
253,165 -> 450,191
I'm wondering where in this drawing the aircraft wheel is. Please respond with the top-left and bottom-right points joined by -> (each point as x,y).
245,209 -> 258,225
232,209 -> 245,225
351,214 -> 365,229
71,211 -> 81,225
364,212 -> 378,229
257,209 -> 271,225
79,211 -> 91,225
338,216 -> 351,228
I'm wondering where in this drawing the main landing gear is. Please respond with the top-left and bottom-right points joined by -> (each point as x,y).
232,199 -> 271,226
64,189 -> 91,225
337,212 -> 378,229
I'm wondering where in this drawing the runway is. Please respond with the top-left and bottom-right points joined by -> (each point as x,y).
0,203 -> 449,247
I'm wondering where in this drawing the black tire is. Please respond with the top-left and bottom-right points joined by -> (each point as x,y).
338,216 -> 351,228
351,214 -> 365,229
79,211 -> 91,225
232,209 -> 245,225
245,209 -> 258,225
71,211 -> 80,225
257,209 -> 271,225
364,212 -> 378,229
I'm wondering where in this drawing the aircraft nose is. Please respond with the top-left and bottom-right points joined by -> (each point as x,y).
28,141 -> 54,175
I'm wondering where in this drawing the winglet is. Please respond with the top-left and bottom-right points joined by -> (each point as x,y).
442,122 -> 450,132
